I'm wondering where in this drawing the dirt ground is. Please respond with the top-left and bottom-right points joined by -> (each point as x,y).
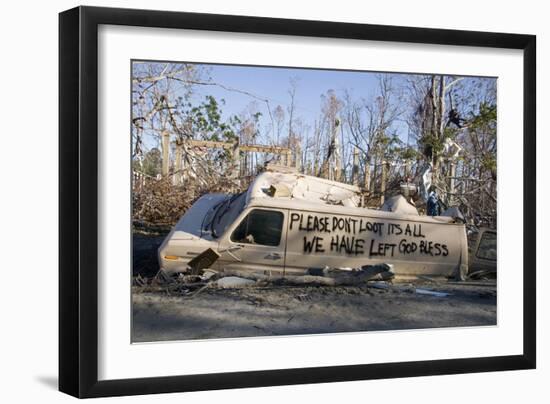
132,231 -> 496,342
132,280 -> 496,342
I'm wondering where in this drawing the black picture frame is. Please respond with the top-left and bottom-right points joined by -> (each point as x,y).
59,6 -> 536,398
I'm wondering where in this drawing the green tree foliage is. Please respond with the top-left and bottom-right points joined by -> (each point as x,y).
173,95 -> 238,142
466,102 -> 497,178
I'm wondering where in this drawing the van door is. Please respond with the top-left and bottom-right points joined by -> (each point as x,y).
284,209 -> 371,274
217,208 -> 288,274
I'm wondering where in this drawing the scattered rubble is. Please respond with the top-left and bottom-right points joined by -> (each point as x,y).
186,248 -> 220,275
216,276 -> 256,288
141,262 -> 396,294
414,288 -> 451,298
133,255 -> 496,309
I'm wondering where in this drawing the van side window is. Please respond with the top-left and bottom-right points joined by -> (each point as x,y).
231,209 -> 284,246
476,231 -> 497,261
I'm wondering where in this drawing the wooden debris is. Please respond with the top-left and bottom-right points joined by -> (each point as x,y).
136,263 -> 395,295
187,248 -> 220,275
133,274 -> 147,287
216,276 -> 256,288
211,264 -> 394,287
446,280 -> 497,287
417,275 -> 441,284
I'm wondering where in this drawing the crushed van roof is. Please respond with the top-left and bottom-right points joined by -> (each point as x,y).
245,171 -> 456,225
246,171 -> 362,207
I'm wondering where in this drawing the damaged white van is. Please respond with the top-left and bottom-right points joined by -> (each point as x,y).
158,171 -> 469,279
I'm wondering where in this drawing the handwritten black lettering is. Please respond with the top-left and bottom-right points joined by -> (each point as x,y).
368,239 -> 396,257
294,213 -> 450,258
388,223 -> 403,236
303,236 -> 325,253
398,239 -> 418,254
329,235 -> 365,255
290,213 -> 301,230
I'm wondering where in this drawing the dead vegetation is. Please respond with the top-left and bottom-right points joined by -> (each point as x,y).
132,175 -> 245,228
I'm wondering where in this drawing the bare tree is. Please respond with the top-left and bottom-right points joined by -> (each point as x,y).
273,105 -> 285,146
318,90 -> 343,180
345,75 -> 402,195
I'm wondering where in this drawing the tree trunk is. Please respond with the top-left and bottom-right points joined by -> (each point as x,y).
352,147 -> 360,185
448,160 -> 456,206
363,154 -> 371,192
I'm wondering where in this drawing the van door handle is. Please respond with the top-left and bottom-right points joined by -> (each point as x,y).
219,245 -> 243,253
218,245 -> 243,261
264,252 -> 282,260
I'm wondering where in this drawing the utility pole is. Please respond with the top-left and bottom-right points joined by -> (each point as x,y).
161,130 -> 170,177
173,141 -> 183,185
295,142 -> 302,171
363,158 -> 371,193
380,160 -> 388,205
231,141 -> 240,179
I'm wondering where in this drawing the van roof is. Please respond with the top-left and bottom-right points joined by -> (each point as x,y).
246,170 -> 361,206
245,171 -> 455,225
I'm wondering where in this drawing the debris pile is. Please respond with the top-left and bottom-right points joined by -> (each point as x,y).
132,176 -> 244,228
133,260 -> 398,298
133,247 -> 481,299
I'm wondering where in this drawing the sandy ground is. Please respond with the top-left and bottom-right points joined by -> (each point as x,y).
132,281 -> 496,342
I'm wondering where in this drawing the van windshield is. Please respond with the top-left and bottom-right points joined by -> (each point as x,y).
212,192 -> 246,238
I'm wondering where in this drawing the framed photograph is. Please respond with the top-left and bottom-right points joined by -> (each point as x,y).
59,6 -> 536,398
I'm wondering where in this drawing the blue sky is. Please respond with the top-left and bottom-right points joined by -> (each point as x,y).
188,63 -> 410,142
133,61 -> 496,152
